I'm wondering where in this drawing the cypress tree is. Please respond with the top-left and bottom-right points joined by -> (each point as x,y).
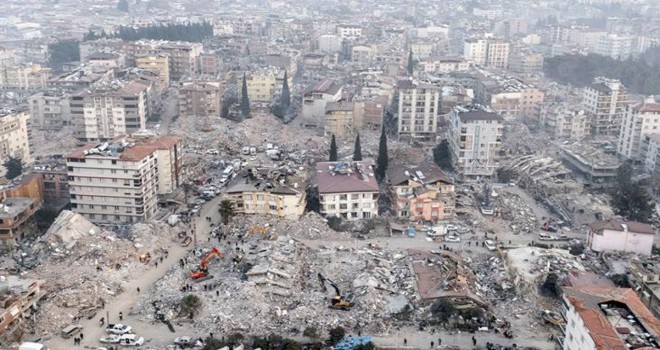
352,133 -> 363,161
280,70 -> 290,111
407,49 -> 414,76
329,134 -> 338,162
240,73 -> 250,118
376,126 -> 388,181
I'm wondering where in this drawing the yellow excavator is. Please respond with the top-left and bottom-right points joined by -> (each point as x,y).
249,225 -> 278,240
318,273 -> 354,310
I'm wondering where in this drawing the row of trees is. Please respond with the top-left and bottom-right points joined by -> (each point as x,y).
327,127 -> 388,181
83,22 -> 214,43
328,133 -> 363,162
543,50 -> 660,95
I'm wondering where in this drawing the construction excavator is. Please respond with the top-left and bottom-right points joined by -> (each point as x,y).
318,273 -> 355,310
249,225 -> 278,240
190,247 -> 223,280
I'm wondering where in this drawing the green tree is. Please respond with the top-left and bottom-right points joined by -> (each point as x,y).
180,294 -> 201,318
496,168 -> 516,183
34,206 -> 60,229
240,73 -> 251,118
3,156 -> 23,180
611,164 -> 654,223
407,49 -> 414,76
329,134 -> 338,161
352,133 -> 363,161
432,140 -> 453,171
327,326 -> 345,345
376,126 -> 388,181
218,199 -> 235,225
47,40 -> 80,73
117,0 -> 129,12
280,70 -> 291,111
610,274 -> 630,287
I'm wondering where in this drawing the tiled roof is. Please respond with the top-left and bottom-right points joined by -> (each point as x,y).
316,160 -> 379,194
589,220 -> 655,235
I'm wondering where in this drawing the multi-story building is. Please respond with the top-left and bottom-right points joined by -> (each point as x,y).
31,161 -> 70,206
617,98 -> 660,161
560,142 -> 620,187
397,79 -> 440,140
641,133 -> 660,174
561,286 -> 660,350
0,64 -> 51,90
178,81 -> 222,119
301,79 -> 343,128
0,45 -> 17,67
223,167 -> 307,220
336,25 -> 362,40
244,68 -> 290,104
318,34 -> 342,53
198,54 -> 219,76
474,71 -> 544,120
28,91 -> 72,131
317,160 -> 379,220
582,77 -> 627,136
70,81 -> 148,141
351,45 -> 375,68
508,52 -> 544,74
354,96 -> 386,131
628,259 -> 660,317
418,57 -> 471,74
447,105 -> 504,178
595,34 -> 635,60
66,135 -> 181,224
0,277 -> 45,338
587,220 -> 655,256
324,102 -> 359,138
541,107 -> 591,140
0,175 -> 43,251
135,54 -> 170,92
463,39 -> 489,66
87,52 -> 125,68
0,110 -> 33,176
387,163 -> 455,223
486,40 -> 510,69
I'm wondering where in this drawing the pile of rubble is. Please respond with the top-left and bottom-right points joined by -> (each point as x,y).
502,247 -> 585,294
136,235 -> 416,336
23,211 -> 179,336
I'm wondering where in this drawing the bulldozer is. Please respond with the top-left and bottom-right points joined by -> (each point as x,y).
317,273 -> 355,310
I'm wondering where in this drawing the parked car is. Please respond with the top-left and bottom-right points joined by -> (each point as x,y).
174,336 -> 200,348
105,324 -> 133,335
61,324 -> 83,339
118,334 -> 144,346
446,224 -> 458,231
485,240 -> 497,251
99,334 -> 121,343
445,235 -> 461,243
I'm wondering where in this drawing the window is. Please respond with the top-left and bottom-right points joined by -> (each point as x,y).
339,194 -> 347,201
363,202 -> 371,209
244,194 -> 252,200
340,203 -> 348,210
351,194 -> 359,200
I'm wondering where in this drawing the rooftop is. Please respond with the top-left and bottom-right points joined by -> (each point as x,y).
589,220 -> 655,235
387,162 -> 453,187
67,135 -> 181,162
563,286 -> 660,349
0,198 -> 35,220
316,160 -> 379,194
325,102 -> 354,112
454,105 -> 504,123
225,167 -> 306,196
307,79 -> 342,95
397,79 -> 438,90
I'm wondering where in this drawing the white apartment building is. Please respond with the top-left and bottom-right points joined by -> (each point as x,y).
587,220 -> 656,256
617,98 -> 660,161
448,105 -> 504,177
463,39 -> 488,66
0,110 -> 33,177
318,35 -> 342,53
336,25 -> 362,40
301,79 -> 343,128
561,286 -> 660,350
28,91 -> 72,131
486,40 -> 510,69
418,57 -> 471,74
71,81 -> 148,141
0,64 -> 51,90
595,34 -> 635,60
582,77 -> 627,136
541,106 -> 591,140
397,79 -> 440,140
66,135 -> 181,224
317,161 -> 379,220
641,133 -> 660,174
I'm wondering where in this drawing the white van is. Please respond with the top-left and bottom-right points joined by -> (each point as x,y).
222,166 -> 234,177
19,342 -> 48,350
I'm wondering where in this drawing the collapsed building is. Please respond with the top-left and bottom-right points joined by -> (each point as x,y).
0,276 -> 45,345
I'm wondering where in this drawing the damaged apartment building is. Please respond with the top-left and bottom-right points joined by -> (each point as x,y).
386,162 -> 455,222
65,135 -> 181,224
0,175 -> 43,251
316,160 -> 379,220
223,167 -> 307,220
0,276 -> 45,344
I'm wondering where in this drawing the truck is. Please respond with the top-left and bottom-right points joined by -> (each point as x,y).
19,343 -> 48,350
105,323 -> 133,335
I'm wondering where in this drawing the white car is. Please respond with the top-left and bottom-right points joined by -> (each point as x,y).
446,224 -> 458,231
445,235 -> 461,243
100,334 -> 121,343
105,324 -> 133,335
119,334 -> 144,346
485,240 -> 497,251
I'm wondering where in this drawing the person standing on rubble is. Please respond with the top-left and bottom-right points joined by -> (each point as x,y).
119,311 -> 123,321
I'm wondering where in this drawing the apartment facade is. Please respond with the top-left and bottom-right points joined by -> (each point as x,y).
317,161 -> 379,220
397,79 -> 440,140
387,163 -> 455,223
324,102 -> 358,138
641,133 -> 660,174
223,167 -> 307,220
486,40 -> 510,69
0,64 -> 51,90
541,107 -> 591,140
244,69 -> 289,103
178,81 -> 222,119
0,110 -> 33,177
587,220 -> 655,256
561,286 -> 660,350
66,135 -> 181,224
0,277 -> 45,339
617,98 -> 660,161
463,39 -> 488,66
70,81 -> 148,141
448,105 -> 504,177
582,78 -> 627,136
418,57 -> 471,74
0,175 -> 43,250
28,91 -> 72,131
135,54 -> 170,91
302,79 -> 343,128
464,38 -> 510,68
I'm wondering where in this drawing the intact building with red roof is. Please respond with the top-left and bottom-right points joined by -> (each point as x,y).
587,220 -> 656,256
316,160 -> 378,220
561,286 -> 660,350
